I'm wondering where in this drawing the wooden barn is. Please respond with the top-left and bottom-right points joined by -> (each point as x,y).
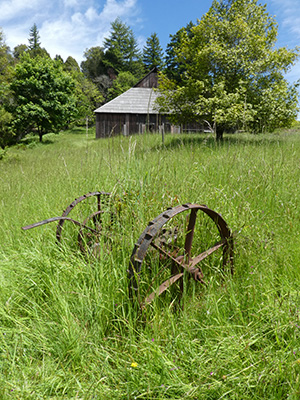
94,68 -> 172,138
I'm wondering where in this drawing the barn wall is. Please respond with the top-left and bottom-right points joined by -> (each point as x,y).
95,113 -> 206,138
96,113 -> 171,138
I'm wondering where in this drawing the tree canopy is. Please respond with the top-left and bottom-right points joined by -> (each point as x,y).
143,33 -> 164,72
157,0 -> 299,140
10,54 -> 77,142
103,18 -> 143,78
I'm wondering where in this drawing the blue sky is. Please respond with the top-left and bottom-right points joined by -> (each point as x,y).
0,0 -> 299,83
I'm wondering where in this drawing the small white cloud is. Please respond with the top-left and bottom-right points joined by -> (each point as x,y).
0,0 -> 48,21
85,7 -> 98,22
63,0 -> 79,7
101,0 -> 139,20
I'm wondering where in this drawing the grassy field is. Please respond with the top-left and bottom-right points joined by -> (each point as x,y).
1,127 -> 300,399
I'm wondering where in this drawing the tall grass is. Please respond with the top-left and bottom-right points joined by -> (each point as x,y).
1,127 -> 300,398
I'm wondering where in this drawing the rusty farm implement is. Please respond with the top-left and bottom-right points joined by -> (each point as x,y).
22,192 -> 234,308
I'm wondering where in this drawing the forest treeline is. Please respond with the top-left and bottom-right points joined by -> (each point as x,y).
0,0 -> 299,147
0,18 -> 171,147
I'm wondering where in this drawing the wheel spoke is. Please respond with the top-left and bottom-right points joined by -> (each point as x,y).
144,273 -> 184,306
189,239 -> 226,268
150,241 -> 184,269
184,208 -> 198,259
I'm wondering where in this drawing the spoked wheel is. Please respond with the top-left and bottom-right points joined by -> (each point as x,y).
55,191 -> 115,254
128,203 -> 234,309
22,191 -> 117,255
77,207 -> 117,256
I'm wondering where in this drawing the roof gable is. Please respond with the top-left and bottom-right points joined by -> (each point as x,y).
94,88 -> 160,114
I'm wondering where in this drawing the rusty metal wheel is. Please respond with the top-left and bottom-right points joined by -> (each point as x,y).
128,203 -> 234,308
22,191 -> 114,255
55,191 -> 111,245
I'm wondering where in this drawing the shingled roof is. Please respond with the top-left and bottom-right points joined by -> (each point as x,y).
94,87 -> 160,114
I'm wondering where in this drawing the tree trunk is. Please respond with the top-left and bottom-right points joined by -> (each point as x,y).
216,126 -> 224,142
38,127 -> 43,142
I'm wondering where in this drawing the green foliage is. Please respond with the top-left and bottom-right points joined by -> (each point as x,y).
165,21 -> 196,82
107,71 -> 137,101
143,33 -> 164,72
10,54 -> 78,141
63,56 -> 103,121
28,23 -> 40,52
158,0 -> 299,139
13,44 -> 28,60
0,106 -> 13,148
27,23 -> 50,59
64,55 -> 80,73
103,18 -> 144,78
81,46 -> 107,80
0,28 -> 14,147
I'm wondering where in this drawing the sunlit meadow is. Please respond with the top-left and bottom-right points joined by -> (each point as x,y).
1,126 -> 300,399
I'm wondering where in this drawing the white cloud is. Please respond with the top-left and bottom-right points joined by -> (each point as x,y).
101,0 -> 138,20
38,0 -> 140,62
0,0 -> 141,63
0,0 -> 48,21
63,0 -> 79,7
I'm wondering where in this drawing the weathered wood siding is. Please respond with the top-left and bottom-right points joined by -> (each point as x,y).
95,113 -> 171,138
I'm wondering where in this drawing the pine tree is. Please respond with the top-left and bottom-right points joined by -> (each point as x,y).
103,18 -> 143,78
28,24 -> 41,56
142,33 -> 164,72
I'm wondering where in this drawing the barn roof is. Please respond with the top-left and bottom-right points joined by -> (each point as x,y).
94,88 -> 160,115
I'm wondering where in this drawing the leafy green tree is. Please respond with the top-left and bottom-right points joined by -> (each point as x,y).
0,28 -> 14,148
65,56 -> 103,121
157,0 -> 299,140
103,18 -> 143,78
81,46 -> 106,80
107,71 -> 137,101
13,44 -> 28,60
10,54 -> 77,142
64,56 -> 80,73
143,33 -> 164,72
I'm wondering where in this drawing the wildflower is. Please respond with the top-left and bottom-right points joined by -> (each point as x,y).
131,362 -> 138,368
151,338 -> 154,342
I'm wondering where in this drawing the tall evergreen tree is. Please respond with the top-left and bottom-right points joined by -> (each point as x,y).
27,24 -> 49,58
103,18 -> 143,78
165,21 -> 196,83
142,33 -> 164,72
28,24 -> 40,55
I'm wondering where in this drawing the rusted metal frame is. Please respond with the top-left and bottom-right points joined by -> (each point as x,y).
56,191 -> 111,243
77,210 -> 104,254
150,241 -> 205,283
144,273 -> 184,306
184,208 -> 198,261
22,216 -> 98,235
128,203 -> 233,302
